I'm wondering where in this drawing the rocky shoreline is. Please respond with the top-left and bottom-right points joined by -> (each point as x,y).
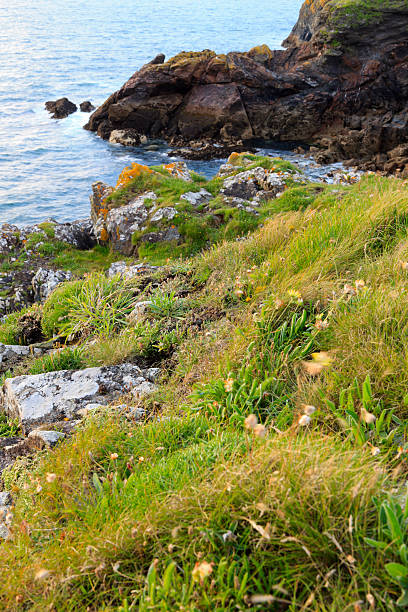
83,0 -> 408,175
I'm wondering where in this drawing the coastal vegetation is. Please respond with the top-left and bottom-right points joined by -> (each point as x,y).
0,153 -> 408,609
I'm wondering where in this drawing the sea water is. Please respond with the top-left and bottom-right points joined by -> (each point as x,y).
0,0 -> 305,225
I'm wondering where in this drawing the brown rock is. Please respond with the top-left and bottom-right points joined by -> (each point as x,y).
84,0 -> 408,173
45,97 -> 77,119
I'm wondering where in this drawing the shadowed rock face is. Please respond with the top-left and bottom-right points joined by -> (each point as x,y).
85,0 -> 408,171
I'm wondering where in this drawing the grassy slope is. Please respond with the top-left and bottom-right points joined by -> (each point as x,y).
2,163 -> 408,608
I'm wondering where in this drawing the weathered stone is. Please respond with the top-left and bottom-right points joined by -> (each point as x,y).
0,523 -> 10,540
180,189 -> 212,207
104,192 -> 156,254
142,367 -> 160,382
28,429 -> 65,447
109,129 -> 141,146
127,301 -> 152,323
32,268 -> 73,302
0,224 -> 20,255
162,162 -> 192,182
0,343 -> 43,366
150,207 -> 177,224
0,364 -> 155,433
90,181 -> 115,241
106,261 -> 159,279
139,226 -> 180,244
52,218 -> 96,249
0,492 -> 12,507
131,381 -> 157,400
45,98 -> 77,119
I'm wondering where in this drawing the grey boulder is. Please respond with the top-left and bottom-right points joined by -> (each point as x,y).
0,364 -> 157,433
32,268 -> 73,302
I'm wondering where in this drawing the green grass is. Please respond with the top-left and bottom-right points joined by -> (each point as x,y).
41,273 -> 139,339
4,165 -> 408,608
27,347 -> 85,375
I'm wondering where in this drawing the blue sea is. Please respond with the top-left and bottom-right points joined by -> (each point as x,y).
0,0 -> 304,225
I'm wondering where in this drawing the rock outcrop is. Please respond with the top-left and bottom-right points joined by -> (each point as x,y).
80,101 -> 95,112
85,0 -> 408,172
0,364 -> 156,433
45,98 -> 77,119
0,219 -> 95,316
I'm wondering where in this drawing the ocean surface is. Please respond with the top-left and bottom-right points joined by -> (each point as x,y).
0,0 -> 306,226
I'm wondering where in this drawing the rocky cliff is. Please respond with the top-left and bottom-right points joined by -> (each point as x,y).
85,0 -> 408,172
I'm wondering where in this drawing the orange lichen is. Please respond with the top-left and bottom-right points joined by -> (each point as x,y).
227,152 -> 241,165
163,162 -> 190,179
115,163 -> 153,190
100,228 -> 109,242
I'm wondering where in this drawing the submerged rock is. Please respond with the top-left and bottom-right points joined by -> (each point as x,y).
0,363 -> 157,433
45,97 -> 77,119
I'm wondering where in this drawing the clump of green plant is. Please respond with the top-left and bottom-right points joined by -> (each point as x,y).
366,493 -> 408,606
192,307 -> 318,426
0,305 -> 42,345
324,375 -> 402,454
149,291 -> 186,319
28,347 -> 85,374
0,414 -> 20,438
42,274 -> 138,339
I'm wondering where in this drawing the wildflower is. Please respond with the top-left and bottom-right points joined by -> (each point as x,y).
253,424 -> 267,439
314,318 -> 329,331
355,279 -> 366,292
302,405 -> 316,416
35,569 -> 50,581
36,485 -> 42,493
234,289 -> 244,296
224,378 -> 234,392
366,594 -> 375,609
222,530 -> 236,542
244,414 -> 258,430
361,408 -> 376,424
371,447 -> 381,456
287,289 -> 303,303
310,352 -> 332,370
192,561 -> 214,582
275,298 -> 284,309
343,283 -> 356,296
110,452 -> 119,460
298,415 -> 311,427
46,473 -> 57,483
138,456 -> 145,463
302,352 -> 332,376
